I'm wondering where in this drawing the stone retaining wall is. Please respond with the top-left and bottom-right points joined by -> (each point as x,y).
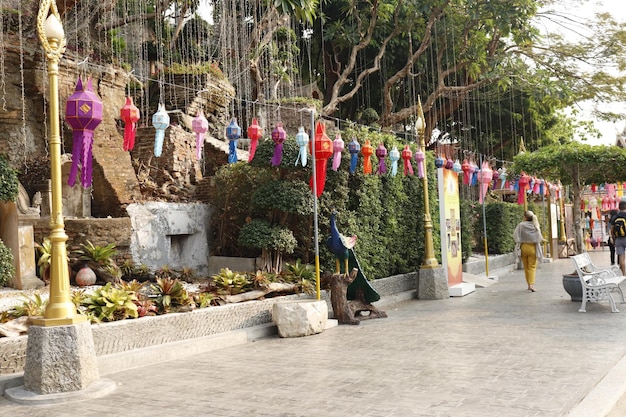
0,272 -> 418,376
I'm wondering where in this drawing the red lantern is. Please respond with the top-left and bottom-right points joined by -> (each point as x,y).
361,140 -> 374,174
120,96 -> 140,151
401,145 -> 414,176
461,159 -> 471,185
309,121 -> 333,197
247,118 -> 263,162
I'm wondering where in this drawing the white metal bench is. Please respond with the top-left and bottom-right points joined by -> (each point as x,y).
571,253 -> 626,313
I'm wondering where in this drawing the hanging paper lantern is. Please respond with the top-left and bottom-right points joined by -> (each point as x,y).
591,183 -> 597,192
518,173 -> 530,205
295,126 -> 309,166
361,140 -> 374,174
332,133 -> 344,171
120,96 -> 140,151
470,162 -> 479,186
270,123 -> 286,166
498,168 -> 507,189
65,77 -> 103,188
152,103 -> 170,157
192,110 -> 209,160
461,159 -> 471,185
247,118 -> 263,162
375,143 -> 387,175
309,121 -> 333,197
478,162 -> 493,204
389,146 -> 400,177
401,145 -> 414,176
347,137 -> 360,174
445,157 -> 454,170
452,159 -> 462,174
226,118 -> 241,164
414,148 -> 425,178
434,155 -> 445,169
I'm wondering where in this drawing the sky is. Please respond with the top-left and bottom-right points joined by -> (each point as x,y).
539,0 -> 626,146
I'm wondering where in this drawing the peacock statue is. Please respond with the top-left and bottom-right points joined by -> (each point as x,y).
326,210 -> 380,303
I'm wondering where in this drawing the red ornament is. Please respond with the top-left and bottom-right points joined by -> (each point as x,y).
361,140 -> 374,174
247,118 -> 263,162
401,145 -> 414,176
120,96 -> 140,151
309,121 -> 333,197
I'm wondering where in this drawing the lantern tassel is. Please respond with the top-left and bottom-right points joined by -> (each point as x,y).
271,143 -> 283,166
310,159 -> 328,197
296,145 -> 308,166
195,133 -> 205,160
332,150 -> 342,171
81,132 -> 94,188
154,129 -> 165,157
123,124 -> 136,151
350,153 -> 358,173
68,132 -> 84,187
248,140 -> 258,162
228,139 -> 238,163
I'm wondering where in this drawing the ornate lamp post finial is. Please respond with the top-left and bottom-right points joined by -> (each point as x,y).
416,96 -> 438,268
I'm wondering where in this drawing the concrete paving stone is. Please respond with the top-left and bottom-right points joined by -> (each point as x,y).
3,251 -> 626,416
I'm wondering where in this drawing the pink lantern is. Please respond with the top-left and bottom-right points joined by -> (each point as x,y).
478,162 -> 493,203
518,173 -> 530,205
192,110 -> 209,160
270,123 -> 286,166
332,133 -> 344,171
247,118 -> 263,162
65,77 -> 103,188
120,96 -> 140,151
414,148 -> 425,178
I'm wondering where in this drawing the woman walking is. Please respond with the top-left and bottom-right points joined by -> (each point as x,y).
513,210 -> 544,292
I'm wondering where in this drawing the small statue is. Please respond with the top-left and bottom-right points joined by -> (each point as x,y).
16,183 -> 41,217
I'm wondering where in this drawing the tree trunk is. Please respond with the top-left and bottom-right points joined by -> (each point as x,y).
572,165 -> 584,254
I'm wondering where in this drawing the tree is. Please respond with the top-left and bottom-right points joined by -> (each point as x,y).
512,143 -> 626,253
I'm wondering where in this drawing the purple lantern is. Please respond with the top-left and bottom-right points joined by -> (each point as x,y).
270,123 -> 287,166
65,77 -> 103,188
375,143 -> 387,174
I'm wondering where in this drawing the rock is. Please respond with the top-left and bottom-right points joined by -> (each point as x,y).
272,299 -> 328,338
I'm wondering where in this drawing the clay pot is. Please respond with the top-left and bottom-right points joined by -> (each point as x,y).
75,266 -> 97,287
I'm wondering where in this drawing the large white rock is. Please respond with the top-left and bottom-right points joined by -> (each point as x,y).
272,300 -> 328,338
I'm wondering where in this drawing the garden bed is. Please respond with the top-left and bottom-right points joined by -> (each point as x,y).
0,272 -> 417,378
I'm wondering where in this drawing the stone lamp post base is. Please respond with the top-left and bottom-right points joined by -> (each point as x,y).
4,321 -> 115,405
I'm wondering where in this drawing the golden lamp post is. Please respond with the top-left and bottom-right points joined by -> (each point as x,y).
34,0 -> 85,326
416,97 -> 438,269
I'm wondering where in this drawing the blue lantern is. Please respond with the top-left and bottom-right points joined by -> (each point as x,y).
226,118 -> 241,164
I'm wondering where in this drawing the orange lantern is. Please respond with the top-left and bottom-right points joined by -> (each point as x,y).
361,140 -> 374,174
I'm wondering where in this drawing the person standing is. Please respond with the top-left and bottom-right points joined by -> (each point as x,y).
610,201 -> 626,275
513,210 -> 544,292
607,209 -> 618,265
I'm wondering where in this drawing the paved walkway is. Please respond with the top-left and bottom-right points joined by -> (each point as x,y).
2,250 -> 626,416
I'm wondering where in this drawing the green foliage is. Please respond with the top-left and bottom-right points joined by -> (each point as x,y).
81,282 -> 138,323
459,200 -> 474,263
472,202 -> 524,254
0,238 -> 14,287
8,294 -> 47,318
285,259 -> 315,281
0,155 -> 18,203
77,241 -> 118,267
211,268 -> 252,295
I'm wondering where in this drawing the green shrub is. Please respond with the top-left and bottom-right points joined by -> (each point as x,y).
0,155 -> 18,203
472,202 -> 524,254
0,239 -> 14,287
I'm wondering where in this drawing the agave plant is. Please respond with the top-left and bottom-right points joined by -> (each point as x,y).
81,282 -> 138,322
76,240 -> 117,267
211,268 -> 251,295
10,293 -> 48,318
150,277 -> 193,313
